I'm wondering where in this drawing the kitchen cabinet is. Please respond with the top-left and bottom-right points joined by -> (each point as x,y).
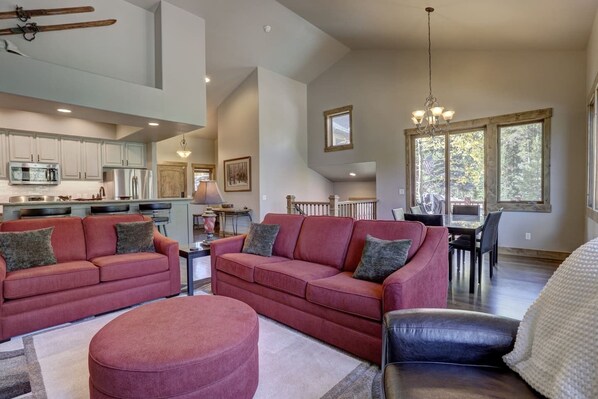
8,132 -> 60,163
0,132 -> 7,179
103,142 -> 146,168
61,138 -> 102,180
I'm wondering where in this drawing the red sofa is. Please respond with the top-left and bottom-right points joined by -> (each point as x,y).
210,213 -> 448,364
0,214 -> 180,341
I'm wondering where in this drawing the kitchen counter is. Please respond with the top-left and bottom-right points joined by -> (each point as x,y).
1,198 -> 193,244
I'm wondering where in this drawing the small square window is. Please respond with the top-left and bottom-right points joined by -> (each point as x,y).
324,105 -> 353,152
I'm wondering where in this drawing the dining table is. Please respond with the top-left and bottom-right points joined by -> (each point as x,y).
443,214 -> 486,293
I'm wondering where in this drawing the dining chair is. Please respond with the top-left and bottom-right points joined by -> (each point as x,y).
404,213 -> 443,226
139,203 -> 172,236
90,204 -> 130,215
410,205 -> 423,214
20,207 -> 72,218
452,204 -> 480,215
450,211 -> 502,281
391,208 -> 405,221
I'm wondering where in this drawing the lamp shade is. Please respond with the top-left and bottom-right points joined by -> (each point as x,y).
192,180 -> 224,205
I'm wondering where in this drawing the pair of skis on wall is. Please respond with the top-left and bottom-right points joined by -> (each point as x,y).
0,6 -> 116,41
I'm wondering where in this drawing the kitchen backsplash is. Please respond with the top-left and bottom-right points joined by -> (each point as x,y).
0,180 -> 104,204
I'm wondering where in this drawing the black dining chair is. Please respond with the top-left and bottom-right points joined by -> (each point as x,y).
452,204 -> 480,215
139,203 -> 171,236
450,211 -> 502,281
404,213 -> 443,226
391,208 -> 405,221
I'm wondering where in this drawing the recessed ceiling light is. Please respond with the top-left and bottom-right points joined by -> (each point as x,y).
349,172 -> 357,177
148,122 -> 159,126
263,25 -> 272,33
57,108 -> 72,113
205,76 -> 211,83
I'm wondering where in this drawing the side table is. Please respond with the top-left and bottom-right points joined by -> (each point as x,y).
179,243 -> 211,296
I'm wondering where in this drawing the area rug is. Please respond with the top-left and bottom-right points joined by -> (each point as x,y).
0,298 -> 380,399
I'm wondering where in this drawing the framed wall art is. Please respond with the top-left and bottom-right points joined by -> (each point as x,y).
224,156 -> 251,192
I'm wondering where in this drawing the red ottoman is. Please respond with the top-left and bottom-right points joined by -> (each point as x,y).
88,296 -> 259,399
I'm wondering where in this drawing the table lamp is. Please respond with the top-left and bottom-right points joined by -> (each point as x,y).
192,180 -> 224,245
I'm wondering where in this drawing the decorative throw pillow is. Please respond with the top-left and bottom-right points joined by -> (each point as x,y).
352,235 -> 412,283
242,223 -> 280,257
0,227 -> 57,272
115,221 -> 155,254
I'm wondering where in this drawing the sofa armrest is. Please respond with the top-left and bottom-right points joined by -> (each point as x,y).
382,227 -> 449,313
210,235 -> 246,295
382,309 -> 520,367
153,231 -> 181,295
0,257 -> 5,305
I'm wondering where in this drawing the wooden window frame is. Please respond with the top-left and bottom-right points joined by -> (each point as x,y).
192,163 -> 215,192
587,69 -> 598,224
405,108 -> 552,214
324,105 -> 353,152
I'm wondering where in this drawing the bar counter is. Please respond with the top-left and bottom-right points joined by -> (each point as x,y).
0,198 -> 193,244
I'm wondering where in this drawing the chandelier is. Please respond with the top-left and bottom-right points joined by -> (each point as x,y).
176,135 -> 192,158
411,7 -> 454,135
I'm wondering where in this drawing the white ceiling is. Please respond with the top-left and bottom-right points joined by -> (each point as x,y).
276,0 -> 598,51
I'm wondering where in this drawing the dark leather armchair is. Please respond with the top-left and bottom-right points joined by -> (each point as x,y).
381,309 -> 544,398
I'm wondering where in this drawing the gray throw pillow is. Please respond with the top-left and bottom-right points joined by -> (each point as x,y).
352,235 -> 412,283
242,223 -> 280,257
115,221 -> 155,254
0,227 -> 57,272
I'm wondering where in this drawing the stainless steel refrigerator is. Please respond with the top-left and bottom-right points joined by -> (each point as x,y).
103,169 -> 153,200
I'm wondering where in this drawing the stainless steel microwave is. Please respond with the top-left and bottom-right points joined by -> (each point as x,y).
9,162 -> 61,185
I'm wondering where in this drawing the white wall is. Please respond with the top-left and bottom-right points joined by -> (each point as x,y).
217,70 -> 261,221
0,108 -> 115,139
308,50 -> 586,253
333,181 -> 376,201
586,9 -> 598,241
0,0 -> 154,86
257,68 -> 332,219
0,1 -> 206,130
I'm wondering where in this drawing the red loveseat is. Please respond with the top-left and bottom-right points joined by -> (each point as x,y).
0,214 -> 180,342
210,213 -> 448,364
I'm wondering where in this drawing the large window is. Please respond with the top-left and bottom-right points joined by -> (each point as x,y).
406,108 -> 552,213
498,122 -> 543,202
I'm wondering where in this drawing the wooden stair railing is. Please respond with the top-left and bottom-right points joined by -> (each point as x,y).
286,195 -> 378,220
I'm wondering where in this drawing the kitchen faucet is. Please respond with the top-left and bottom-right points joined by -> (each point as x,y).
99,186 -> 106,199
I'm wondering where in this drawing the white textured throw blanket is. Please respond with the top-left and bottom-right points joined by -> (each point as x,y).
503,239 -> 598,399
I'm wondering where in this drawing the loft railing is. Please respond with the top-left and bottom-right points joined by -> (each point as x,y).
286,195 -> 378,220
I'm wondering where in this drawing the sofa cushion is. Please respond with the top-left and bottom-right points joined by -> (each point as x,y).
115,221 -> 156,254
306,272 -> 383,321
344,220 -> 427,272
216,253 -> 289,283
91,252 -> 168,282
242,223 -> 280,257
83,215 -> 146,260
4,260 -> 99,300
262,213 -> 305,259
0,217 -> 86,263
352,235 -> 412,283
254,260 -> 340,298
0,227 -> 56,272
293,216 -> 354,269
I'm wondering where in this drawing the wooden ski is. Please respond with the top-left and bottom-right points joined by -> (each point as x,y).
0,20 -> 117,41
0,6 -> 95,21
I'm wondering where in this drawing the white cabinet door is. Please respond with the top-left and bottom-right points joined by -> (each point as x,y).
8,133 -> 34,162
103,142 -> 124,167
0,133 -> 7,178
82,140 -> 102,180
36,136 -> 60,163
60,138 -> 82,180
125,143 -> 145,168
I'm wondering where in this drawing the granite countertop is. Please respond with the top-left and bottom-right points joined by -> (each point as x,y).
0,198 -> 192,206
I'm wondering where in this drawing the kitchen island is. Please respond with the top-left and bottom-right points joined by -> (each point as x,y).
0,198 -> 193,244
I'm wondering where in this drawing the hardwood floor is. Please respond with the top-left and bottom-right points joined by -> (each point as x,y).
447,254 -> 559,320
